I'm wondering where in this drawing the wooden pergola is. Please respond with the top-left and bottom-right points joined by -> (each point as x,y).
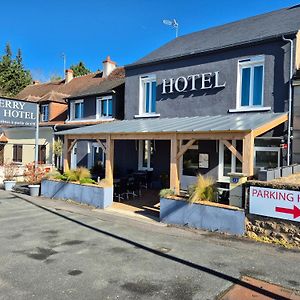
61,113 -> 288,194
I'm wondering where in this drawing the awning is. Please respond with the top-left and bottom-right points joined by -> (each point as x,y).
57,113 -> 287,137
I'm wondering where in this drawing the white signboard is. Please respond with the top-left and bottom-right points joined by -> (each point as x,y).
249,186 -> 300,222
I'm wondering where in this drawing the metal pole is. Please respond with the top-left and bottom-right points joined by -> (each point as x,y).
34,104 -> 39,170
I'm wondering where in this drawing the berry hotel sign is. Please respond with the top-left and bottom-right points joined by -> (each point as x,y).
0,98 -> 37,126
249,186 -> 300,222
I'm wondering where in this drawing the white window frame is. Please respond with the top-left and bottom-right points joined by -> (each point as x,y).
41,104 -> 49,122
236,56 -> 265,110
70,99 -> 84,120
96,96 -> 113,119
218,140 -> 242,182
138,140 -> 153,171
254,146 -> 280,170
137,74 -> 159,117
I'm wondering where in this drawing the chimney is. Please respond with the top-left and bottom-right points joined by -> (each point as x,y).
65,69 -> 74,84
102,56 -> 116,78
32,80 -> 40,85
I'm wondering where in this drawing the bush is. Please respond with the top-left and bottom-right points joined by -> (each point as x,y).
159,188 -> 175,198
23,163 -> 46,185
3,161 -> 17,181
79,178 -> 96,185
64,167 -> 91,182
188,175 -> 217,203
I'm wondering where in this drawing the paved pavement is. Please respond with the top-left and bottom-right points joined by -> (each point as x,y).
0,189 -> 299,300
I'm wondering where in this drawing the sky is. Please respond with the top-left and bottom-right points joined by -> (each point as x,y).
0,0 -> 299,82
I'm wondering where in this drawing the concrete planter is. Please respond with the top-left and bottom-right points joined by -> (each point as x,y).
258,169 -> 275,181
3,180 -> 16,191
28,185 -> 40,197
274,168 -> 281,179
292,164 -> 300,174
160,197 -> 245,235
41,179 -> 113,209
281,166 -> 293,177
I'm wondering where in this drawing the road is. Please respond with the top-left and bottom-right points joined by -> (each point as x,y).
0,190 -> 299,299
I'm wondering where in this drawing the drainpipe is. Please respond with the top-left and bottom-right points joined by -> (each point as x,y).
282,35 -> 294,166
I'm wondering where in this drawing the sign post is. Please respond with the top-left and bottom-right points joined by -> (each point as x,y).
34,104 -> 39,170
249,186 -> 300,222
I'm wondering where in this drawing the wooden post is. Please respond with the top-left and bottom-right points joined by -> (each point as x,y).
63,136 -> 70,172
105,134 -> 114,185
242,132 -> 254,176
170,136 -> 180,194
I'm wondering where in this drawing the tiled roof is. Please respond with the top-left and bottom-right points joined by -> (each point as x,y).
16,67 -> 125,103
0,133 -> 8,143
129,5 -> 300,67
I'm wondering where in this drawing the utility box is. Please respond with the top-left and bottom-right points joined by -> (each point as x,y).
228,173 -> 248,208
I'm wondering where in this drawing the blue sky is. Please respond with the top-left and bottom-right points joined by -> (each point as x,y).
1,0 -> 299,81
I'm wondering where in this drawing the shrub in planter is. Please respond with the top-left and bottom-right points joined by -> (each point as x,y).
188,175 -> 218,203
3,161 -> 17,191
24,163 -> 46,196
64,167 -> 91,182
159,188 -> 175,198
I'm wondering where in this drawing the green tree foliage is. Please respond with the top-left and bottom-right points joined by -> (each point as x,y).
70,61 -> 90,77
0,43 -> 32,97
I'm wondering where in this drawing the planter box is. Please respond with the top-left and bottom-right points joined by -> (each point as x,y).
258,169 -> 275,181
274,168 -> 281,179
160,197 -> 245,235
292,164 -> 300,174
41,179 -> 113,209
281,166 -> 293,178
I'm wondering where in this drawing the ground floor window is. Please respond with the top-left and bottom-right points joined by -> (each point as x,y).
182,146 -> 199,176
38,145 -> 46,164
218,140 -> 243,181
138,140 -> 153,171
0,144 -> 4,165
92,143 -> 105,168
254,146 -> 280,171
13,144 -> 22,163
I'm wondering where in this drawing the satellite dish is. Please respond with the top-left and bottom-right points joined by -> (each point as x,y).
163,19 -> 173,26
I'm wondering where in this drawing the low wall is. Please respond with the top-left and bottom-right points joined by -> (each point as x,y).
41,179 -> 113,209
160,197 -> 245,235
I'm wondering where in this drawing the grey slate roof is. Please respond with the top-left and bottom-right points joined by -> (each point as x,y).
129,5 -> 300,67
57,113 -> 287,136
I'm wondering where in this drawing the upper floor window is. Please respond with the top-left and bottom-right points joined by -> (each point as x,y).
139,75 -> 156,115
70,99 -> 84,120
238,56 -> 264,108
41,104 -> 49,122
96,96 -> 113,118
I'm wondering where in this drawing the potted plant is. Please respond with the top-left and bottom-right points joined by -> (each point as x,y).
24,163 -> 46,196
3,161 -> 17,191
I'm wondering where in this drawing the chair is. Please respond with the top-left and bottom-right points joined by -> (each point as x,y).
114,179 -> 126,202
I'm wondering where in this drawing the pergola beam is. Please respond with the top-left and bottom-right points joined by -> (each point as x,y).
105,135 -> 114,185
221,140 -> 243,163
68,139 -> 77,153
170,136 -> 180,194
63,136 -> 70,171
242,132 -> 254,176
96,139 -> 107,153
176,139 -> 196,160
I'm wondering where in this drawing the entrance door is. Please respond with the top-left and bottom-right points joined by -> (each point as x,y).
0,144 -> 4,165
70,143 -> 77,169
180,145 -> 199,190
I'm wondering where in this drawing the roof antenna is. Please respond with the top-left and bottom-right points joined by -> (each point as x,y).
162,19 -> 179,38
62,53 -> 66,77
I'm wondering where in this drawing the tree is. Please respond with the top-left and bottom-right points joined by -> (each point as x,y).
50,74 -> 62,82
0,43 -> 32,97
70,61 -> 90,77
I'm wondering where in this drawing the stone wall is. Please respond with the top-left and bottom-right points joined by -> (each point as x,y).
246,214 -> 300,248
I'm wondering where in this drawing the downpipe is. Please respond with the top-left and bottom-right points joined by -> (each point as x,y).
282,35 -> 294,166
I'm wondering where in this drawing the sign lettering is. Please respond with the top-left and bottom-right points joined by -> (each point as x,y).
162,71 -> 226,94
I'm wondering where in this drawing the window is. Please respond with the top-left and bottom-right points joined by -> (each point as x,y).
96,96 -> 113,118
139,75 -> 157,115
138,140 -> 153,171
254,147 -> 280,171
70,100 -> 84,120
219,141 -> 243,181
41,104 -> 49,122
38,145 -> 46,164
237,56 -> 264,108
182,149 -> 199,176
13,144 -> 22,163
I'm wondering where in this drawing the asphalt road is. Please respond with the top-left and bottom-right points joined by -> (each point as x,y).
0,190 -> 299,300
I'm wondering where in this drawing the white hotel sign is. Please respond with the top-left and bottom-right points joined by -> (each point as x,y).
250,186 -> 300,222
162,71 -> 226,94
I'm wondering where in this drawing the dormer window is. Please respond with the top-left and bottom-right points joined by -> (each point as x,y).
41,104 -> 49,122
70,99 -> 84,120
138,75 -> 157,116
96,96 -> 113,118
